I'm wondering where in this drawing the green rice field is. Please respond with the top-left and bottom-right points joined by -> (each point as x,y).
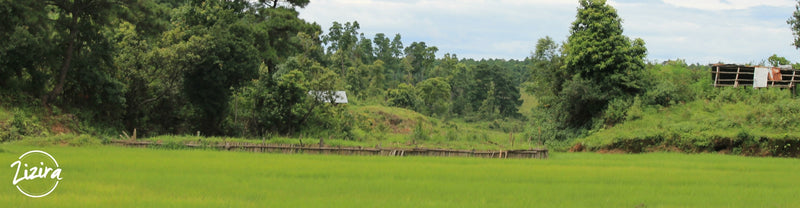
1,144 -> 799,207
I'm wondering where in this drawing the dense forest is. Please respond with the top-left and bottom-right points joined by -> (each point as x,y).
3,0 -> 800,153
0,0 -> 529,138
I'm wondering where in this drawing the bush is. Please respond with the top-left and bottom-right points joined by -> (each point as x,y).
1,108 -> 46,142
409,122 -> 429,142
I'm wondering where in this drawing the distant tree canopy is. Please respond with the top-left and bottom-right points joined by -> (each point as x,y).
768,54 -> 791,67
0,0 -> 526,139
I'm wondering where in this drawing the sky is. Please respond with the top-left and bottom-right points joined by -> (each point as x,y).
298,0 -> 800,64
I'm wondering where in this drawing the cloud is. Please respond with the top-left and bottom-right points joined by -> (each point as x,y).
662,0 -> 795,11
614,1 -> 800,64
300,0 -> 800,64
300,0 -> 578,60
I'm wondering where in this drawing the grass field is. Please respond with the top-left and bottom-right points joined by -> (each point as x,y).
1,144 -> 799,207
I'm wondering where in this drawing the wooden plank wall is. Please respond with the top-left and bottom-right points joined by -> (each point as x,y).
711,64 -> 800,88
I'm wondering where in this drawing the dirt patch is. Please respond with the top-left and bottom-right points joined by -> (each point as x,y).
47,114 -> 78,135
50,122 -> 73,134
568,143 -> 585,152
596,148 -> 626,154
374,110 -> 415,134
645,144 -> 684,153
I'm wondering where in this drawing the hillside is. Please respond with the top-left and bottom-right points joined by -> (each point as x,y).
574,87 -> 800,157
0,96 -> 535,151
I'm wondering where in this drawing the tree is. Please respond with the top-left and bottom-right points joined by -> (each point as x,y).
448,61 -> 474,116
161,0 -> 262,135
44,0 -> 120,107
526,36 -> 566,110
472,63 -> 521,118
323,21 -> 361,75
431,53 -> 458,79
254,6 -> 322,73
768,54 -> 791,67
387,34 -> 406,85
417,77 -> 451,116
557,0 -> 647,128
386,83 -> 418,110
403,42 -> 438,83
367,60 -> 387,96
243,32 -> 343,136
357,33 -> 375,64
0,0 -> 51,94
373,33 -> 393,64
788,0 -> 800,50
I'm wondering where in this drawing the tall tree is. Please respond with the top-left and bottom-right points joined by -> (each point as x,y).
417,77 -> 451,116
448,61 -> 474,116
403,42 -> 437,83
357,33 -> 375,64
44,0 -> 119,107
0,0 -> 51,93
788,0 -> 800,50
323,21 -> 361,75
526,36 -> 565,108
557,0 -> 647,128
472,63 -> 521,118
162,0 -> 262,135
255,6 -> 322,74
373,33 -> 393,64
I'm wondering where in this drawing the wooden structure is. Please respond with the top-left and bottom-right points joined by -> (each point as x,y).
710,64 -> 800,89
110,140 -> 548,159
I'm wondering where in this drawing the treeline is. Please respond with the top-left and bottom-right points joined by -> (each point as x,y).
1,0 -> 526,138
524,0 -> 800,149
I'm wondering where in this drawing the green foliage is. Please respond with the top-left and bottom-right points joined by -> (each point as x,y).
323,21 -> 362,75
472,63 -> 522,118
788,0 -> 800,49
528,0 -> 648,143
386,83 -> 420,110
1,108 -> 46,142
767,54 -> 791,67
560,0 -> 647,128
0,0 -> 50,95
416,77 -> 451,116
579,87 -> 800,156
641,61 -> 707,107
228,32 -> 346,138
410,121 -> 430,142
403,41 -> 438,83
170,0 -> 262,135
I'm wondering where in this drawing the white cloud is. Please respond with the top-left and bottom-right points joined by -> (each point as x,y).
662,0 -> 795,11
614,0 -> 800,64
300,0 -> 800,64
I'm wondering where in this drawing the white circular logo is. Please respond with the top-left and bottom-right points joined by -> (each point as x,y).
10,150 -> 63,198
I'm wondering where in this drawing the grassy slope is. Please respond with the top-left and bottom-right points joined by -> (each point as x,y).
1,144 -> 798,207
0,97 -> 532,150
347,105 -> 530,150
123,104 -> 533,151
518,89 -> 537,115
577,88 -> 800,156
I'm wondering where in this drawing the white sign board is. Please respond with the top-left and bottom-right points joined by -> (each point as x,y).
753,67 -> 769,88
